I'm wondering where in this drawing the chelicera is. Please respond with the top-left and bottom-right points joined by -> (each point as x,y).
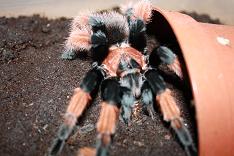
49,1 -> 196,156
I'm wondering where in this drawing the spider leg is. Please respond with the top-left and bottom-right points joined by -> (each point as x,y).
120,86 -> 135,124
150,46 -> 183,79
144,69 -> 197,156
62,27 -> 92,60
141,81 -> 155,120
78,78 -> 121,156
121,0 -> 152,23
62,12 -> 92,60
48,67 -> 104,156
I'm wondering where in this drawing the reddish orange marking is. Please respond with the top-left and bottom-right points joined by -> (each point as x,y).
67,88 -> 92,117
168,57 -> 183,79
156,89 -> 181,125
102,47 -> 146,77
78,147 -> 96,156
96,102 -> 120,134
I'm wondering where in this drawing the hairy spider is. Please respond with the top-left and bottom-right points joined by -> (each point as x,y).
48,0 -> 197,156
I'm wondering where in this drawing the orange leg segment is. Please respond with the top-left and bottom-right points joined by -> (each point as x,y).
49,88 -> 92,156
49,67 -> 104,156
67,88 -> 92,119
167,57 -> 183,79
78,102 -> 120,156
156,89 -> 197,156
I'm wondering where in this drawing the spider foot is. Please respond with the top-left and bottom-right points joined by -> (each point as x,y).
49,138 -> 65,156
48,123 -> 74,156
171,118 -> 197,156
144,104 -> 156,120
121,105 -> 132,125
61,49 -> 77,60
96,134 -> 111,156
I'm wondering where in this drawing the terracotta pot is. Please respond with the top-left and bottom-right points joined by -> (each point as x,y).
148,7 -> 234,156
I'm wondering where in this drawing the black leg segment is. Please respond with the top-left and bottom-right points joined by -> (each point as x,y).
101,78 -> 121,107
129,19 -> 147,52
149,46 -> 176,67
144,69 -> 166,95
120,86 -> 135,124
141,81 -> 155,119
80,67 -> 105,94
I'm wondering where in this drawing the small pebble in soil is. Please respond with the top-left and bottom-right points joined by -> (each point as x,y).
164,134 -> 171,140
48,99 -> 53,103
43,124 -> 48,131
28,103 -> 34,107
41,23 -> 51,33
133,141 -> 145,147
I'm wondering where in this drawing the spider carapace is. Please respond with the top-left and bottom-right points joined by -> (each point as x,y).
103,45 -> 146,76
48,1 -> 197,156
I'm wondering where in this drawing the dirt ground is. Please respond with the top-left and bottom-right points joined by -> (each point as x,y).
0,12 -> 220,156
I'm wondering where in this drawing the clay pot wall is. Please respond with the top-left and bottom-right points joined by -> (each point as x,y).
149,8 -> 234,156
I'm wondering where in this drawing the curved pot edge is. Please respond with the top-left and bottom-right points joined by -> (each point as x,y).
152,7 -> 234,156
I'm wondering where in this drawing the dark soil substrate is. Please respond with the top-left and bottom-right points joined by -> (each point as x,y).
0,10 -> 220,156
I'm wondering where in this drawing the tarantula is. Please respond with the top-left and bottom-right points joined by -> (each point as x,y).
49,0 -> 197,156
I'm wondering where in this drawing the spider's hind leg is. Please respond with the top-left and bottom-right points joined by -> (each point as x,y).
96,79 -> 121,156
150,46 -> 183,79
144,69 -> 197,156
48,67 -> 104,156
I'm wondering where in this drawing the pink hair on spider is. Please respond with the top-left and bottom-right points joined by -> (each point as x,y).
66,28 -> 92,51
120,1 -> 134,14
133,0 -> 152,23
71,11 -> 91,30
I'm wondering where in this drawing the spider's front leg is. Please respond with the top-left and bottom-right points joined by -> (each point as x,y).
144,69 -> 197,156
150,46 -> 183,79
48,66 -> 104,156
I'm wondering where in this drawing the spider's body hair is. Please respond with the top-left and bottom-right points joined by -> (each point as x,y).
63,0 -> 153,61
65,27 -> 92,51
132,0 -> 152,23
90,12 -> 129,45
91,30 -> 108,48
120,2 -> 134,15
71,11 -> 91,30
146,35 -> 159,53
121,0 -> 152,23
129,19 -> 147,52
66,11 -> 93,52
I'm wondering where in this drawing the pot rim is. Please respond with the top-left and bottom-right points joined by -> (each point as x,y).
151,7 -> 234,156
